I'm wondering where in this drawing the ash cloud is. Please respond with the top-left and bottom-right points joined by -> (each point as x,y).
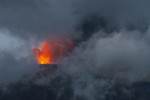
75,0 -> 150,33
0,0 -> 78,39
0,30 -> 37,84
65,30 -> 150,82
0,0 -> 150,39
58,30 -> 150,99
1,0 -> 150,99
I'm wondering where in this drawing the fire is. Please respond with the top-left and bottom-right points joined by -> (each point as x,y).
32,42 -> 53,64
32,36 -> 74,64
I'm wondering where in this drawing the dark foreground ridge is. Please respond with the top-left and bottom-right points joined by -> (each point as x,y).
0,64 -> 150,100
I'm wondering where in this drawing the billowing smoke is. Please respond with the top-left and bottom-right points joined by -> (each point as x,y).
1,0 -> 150,99
0,30 -> 38,84
65,30 -> 150,81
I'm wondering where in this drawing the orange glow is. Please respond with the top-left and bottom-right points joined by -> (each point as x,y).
32,36 -> 74,64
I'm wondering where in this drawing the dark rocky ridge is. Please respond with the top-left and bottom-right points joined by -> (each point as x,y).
0,64 -> 150,100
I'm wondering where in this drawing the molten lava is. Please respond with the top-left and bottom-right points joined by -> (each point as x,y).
32,36 -> 74,64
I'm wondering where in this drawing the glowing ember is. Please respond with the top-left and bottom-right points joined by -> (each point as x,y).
32,36 -> 74,64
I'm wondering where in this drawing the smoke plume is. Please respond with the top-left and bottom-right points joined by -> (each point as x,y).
1,0 -> 150,99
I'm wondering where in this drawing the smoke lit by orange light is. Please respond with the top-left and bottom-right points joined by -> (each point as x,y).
32,36 -> 74,64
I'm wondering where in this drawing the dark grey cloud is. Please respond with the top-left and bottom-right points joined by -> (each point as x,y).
0,0 -> 78,38
1,0 -> 150,86
0,0 -> 150,39
74,0 -> 150,34
1,1 -> 150,100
